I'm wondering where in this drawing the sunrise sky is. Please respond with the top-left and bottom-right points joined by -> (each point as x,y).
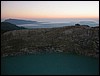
1,1 -> 99,19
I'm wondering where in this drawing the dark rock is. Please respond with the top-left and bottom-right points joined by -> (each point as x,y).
1,25 -> 99,58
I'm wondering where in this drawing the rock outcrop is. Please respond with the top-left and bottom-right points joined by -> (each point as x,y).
1,25 -> 99,58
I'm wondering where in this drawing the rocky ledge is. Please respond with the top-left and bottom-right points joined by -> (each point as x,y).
1,25 -> 99,58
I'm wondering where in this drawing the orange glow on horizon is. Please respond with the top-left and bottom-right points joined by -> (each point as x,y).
1,14 -> 99,19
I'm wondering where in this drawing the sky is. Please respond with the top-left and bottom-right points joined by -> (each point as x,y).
1,1 -> 99,19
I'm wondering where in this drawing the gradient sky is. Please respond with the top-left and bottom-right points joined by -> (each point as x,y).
1,1 -> 99,19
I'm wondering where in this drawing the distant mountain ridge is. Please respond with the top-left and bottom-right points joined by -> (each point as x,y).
79,21 -> 99,26
3,19 -> 99,28
4,19 -> 39,25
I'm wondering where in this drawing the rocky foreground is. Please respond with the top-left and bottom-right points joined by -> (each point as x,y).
1,25 -> 99,58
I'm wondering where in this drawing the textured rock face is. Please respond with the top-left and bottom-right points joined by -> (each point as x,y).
1,26 -> 99,58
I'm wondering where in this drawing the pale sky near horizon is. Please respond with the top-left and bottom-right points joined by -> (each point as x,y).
1,1 -> 99,19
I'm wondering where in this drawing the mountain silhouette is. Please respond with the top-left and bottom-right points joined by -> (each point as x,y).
1,22 -> 26,34
4,18 -> 39,25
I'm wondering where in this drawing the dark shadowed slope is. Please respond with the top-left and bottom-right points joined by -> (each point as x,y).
1,22 -> 26,34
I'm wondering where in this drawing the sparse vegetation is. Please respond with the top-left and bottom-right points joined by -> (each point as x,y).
1,25 -> 99,58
